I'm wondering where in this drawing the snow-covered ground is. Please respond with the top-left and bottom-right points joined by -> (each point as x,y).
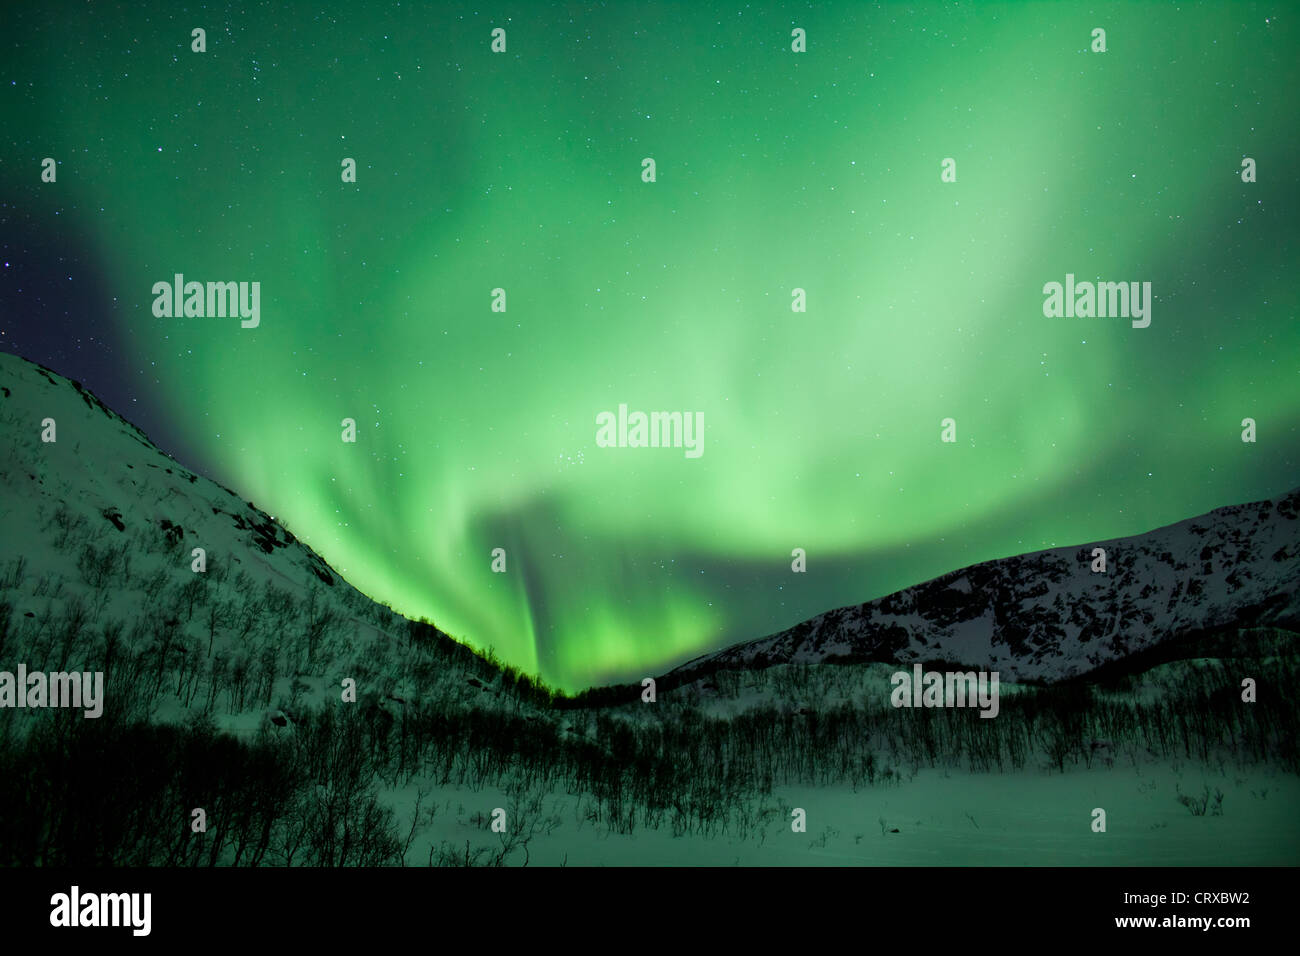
382,763 -> 1300,866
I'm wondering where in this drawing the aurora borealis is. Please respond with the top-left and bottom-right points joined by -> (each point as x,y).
2,3 -> 1297,690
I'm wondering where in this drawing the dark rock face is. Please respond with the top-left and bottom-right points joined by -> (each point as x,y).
675,488 -> 1300,683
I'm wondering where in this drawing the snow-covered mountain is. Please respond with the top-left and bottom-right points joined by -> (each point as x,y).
672,487 -> 1300,683
1,352 -> 358,606
4,348 -> 1295,701
0,350 -> 501,723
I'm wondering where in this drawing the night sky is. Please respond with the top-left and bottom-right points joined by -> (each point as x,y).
2,2 -> 1296,690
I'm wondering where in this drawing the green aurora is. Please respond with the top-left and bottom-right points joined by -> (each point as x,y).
4,2 -> 1297,690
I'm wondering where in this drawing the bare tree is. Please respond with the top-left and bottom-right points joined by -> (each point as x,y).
206,599 -> 233,656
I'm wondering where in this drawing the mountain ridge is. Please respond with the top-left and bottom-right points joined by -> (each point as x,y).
4,349 -> 1294,698
669,485 -> 1299,684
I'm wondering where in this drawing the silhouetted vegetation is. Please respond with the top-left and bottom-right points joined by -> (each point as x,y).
0,707 -> 400,866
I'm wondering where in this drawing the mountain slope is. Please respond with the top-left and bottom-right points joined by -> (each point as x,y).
2,354 -> 345,596
0,350 -> 508,726
671,487 -> 1300,683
